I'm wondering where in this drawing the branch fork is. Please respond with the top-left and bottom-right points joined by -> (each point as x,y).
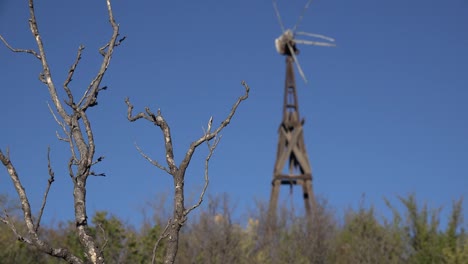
126,81 -> 249,263
0,0 -> 123,263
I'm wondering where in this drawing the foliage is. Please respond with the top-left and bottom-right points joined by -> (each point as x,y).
0,193 -> 465,263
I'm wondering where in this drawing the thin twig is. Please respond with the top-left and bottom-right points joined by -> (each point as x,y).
79,0 -> 120,111
63,45 -> 85,107
98,223 -> 109,251
47,102 -> 67,130
127,81 -> 250,264
90,172 -> 106,177
79,109 -> 95,165
28,0 -> 70,122
35,147 -> 55,232
47,102 -> 72,143
1,211 -> 33,245
0,148 -> 36,228
135,144 -> 171,174
179,81 -> 249,170
0,149 -> 83,263
91,156 -> 105,166
152,219 -> 171,264
67,157 -> 75,179
47,103 -> 78,163
0,34 -> 41,59
185,135 -> 221,216
126,99 -> 178,173
124,98 -> 155,122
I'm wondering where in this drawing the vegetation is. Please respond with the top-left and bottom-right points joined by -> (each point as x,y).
0,1 -> 465,263
0,193 -> 465,264
0,1 -> 248,262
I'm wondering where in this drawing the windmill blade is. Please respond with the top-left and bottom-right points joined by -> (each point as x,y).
287,43 -> 308,83
272,0 -> 285,33
295,39 -> 336,47
292,0 -> 314,32
296,31 -> 335,42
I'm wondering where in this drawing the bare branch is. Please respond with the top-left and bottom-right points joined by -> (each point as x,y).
79,110 -> 95,165
0,149 -> 83,263
185,136 -> 221,216
80,0 -> 120,111
125,98 -> 178,173
99,36 -> 126,56
47,103 -> 77,164
97,223 -> 109,251
55,131 -> 69,142
1,210 -> 33,245
28,0 -> 70,122
152,219 -> 171,264
35,147 -> 55,232
0,34 -> 41,59
135,144 -> 171,174
67,157 -> 75,179
63,45 -> 85,107
47,102 -> 68,136
115,36 -> 126,47
128,81 -> 249,263
0,149 -> 36,232
90,172 -> 106,177
212,80 -> 249,132
124,97 -> 154,122
180,81 -> 250,170
91,156 -> 105,166
2,0 -> 124,262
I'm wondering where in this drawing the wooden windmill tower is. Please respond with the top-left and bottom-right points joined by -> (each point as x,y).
269,0 -> 335,218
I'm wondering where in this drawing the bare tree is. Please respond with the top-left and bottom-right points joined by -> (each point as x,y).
125,81 -> 249,264
0,0 -> 124,263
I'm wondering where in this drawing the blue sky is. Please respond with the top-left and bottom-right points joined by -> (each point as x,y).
1,0 -> 467,228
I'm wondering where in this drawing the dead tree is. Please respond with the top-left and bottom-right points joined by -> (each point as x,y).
125,81 -> 249,264
0,0 -> 124,263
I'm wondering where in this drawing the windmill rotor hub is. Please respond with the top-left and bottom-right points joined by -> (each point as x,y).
275,30 -> 298,56
272,0 -> 335,83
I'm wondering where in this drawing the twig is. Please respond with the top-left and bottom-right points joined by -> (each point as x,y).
124,98 -> 155,122
67,157 -> 75,179
97,223 -> 109,251
0,148 -> 83,263
47,102 -> 67,130
152,219 -> 171,264
79,0 -> 120,111
99,36 -> 126,56
125,99 -> 178,173
91,156 -> 105,166
79,109 -> 95,160
1,0 -> 123,262
0,34 -> 41,60
185,135 -> 221,216
0,148 -> 35,228
63,45 -> 85,107
179,81 -> 249,170
1,210 -> 33,245
135,144 -> 171,174
28,0 -> 70,122
115,36 -> 126,47
47,103 -> 70,141
90,172 -> 106,177
127,81 -> 250,264
35,147 -> 55,232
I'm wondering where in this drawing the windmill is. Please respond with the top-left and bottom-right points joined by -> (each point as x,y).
268,0 -> 335,218
273,0 -> 335,83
